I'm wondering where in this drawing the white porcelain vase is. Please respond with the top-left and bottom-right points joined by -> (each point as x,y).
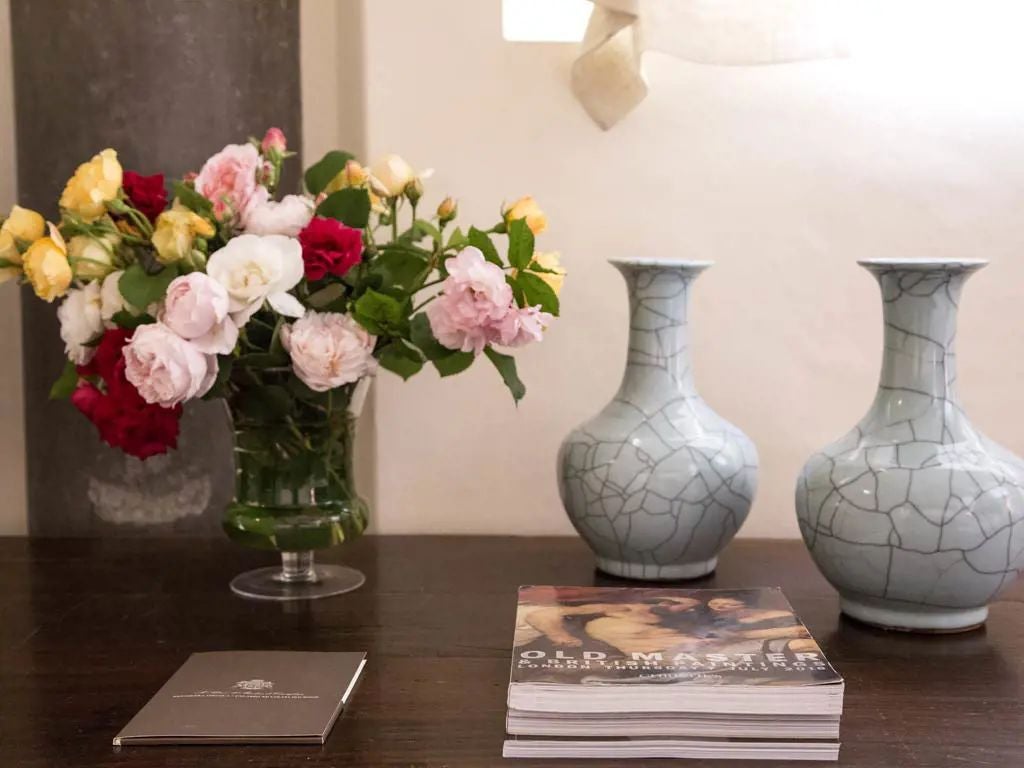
558,258 -> 758,579
797,259 -> 1024,632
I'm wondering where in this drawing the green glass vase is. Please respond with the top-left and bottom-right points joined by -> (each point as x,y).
224,378 -> 370,600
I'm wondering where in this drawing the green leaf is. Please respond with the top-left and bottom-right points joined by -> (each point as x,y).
510,271 -> 560,315
371,249 -> 429,291
469,226 -> 502,266
119,263 -> 180,311
378,340 -> 424,380
433,351 -> 474,377
409,314 -> 473,376
171,180 -> 213,217
49,360 -> 79,400
414,219 -> 441,242
446,226 -> 468,250
399,219 -> 441,245
353,288 -> 403,335
484,346 -> 526,403
0,257 -> 18,269
304,150 -> 355,195
507,218 -> 534,270
110,310 -> 155,330
410,313 -> 451,361
315,188 -> 371,229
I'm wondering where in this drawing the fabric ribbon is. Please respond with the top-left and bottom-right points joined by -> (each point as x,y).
571,0 -> 851,129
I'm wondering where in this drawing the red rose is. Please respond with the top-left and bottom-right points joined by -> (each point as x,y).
70,382 -> 102,419
91,393 -> 183,460
77,328 -> 131,380
71,328 -> 182,459
123,171 -> 168,223
298,217 -> 363,281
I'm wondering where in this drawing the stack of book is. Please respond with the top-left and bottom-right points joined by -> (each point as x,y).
503,586 -> 843,761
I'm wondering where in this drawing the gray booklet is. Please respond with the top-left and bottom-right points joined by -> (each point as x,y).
114,651 -> 367,746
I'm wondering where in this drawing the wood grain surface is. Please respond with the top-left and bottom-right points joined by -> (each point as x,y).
0,536 -> 1021,767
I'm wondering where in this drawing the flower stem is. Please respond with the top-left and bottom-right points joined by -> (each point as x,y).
412,294 -> 438,313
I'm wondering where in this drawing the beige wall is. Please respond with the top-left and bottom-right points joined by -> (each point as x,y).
363,0 -> 1024,537
4,1 -> 1024,540
0,0 -> 26,535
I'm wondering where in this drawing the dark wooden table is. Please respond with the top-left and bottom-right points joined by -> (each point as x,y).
1,536 -> 1021,767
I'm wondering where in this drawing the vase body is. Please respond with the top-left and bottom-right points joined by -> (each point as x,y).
558,259 -> 758,579
223,378 -> 370,600
797,259 -> 1024,631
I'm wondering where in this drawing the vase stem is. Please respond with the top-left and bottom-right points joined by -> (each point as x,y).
278,551 -> 317,584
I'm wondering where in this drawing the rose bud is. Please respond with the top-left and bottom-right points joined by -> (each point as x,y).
405,177 -> 424,205
437,196 -> 458,223
261,127 -> 287,155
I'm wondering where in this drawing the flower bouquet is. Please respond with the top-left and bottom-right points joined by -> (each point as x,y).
0,128 -> 563,599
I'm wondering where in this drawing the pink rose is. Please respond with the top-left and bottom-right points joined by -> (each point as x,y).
160,272 -> 238,355
282,311 -> 377,391
496,305 -> 553,347
426,247 -> 515,354
261,127 -> 287,155
244,194 -> 314,237
124,324 -> 217,407
194,143 -> 264,225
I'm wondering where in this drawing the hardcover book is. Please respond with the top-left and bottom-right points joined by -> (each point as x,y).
114,651 -> 366,746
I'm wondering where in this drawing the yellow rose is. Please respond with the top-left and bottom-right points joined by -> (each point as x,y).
0,231 -> 22,284
504,195 -> 547,235
59,148 -> 123,221
370,154 -> 416,197
68,233 -> 120,280
23,229 -> 72,302
325,159 -> 370,194
152,203 -> 215,265
529,251 -> 565,295
1,205 -> 46,242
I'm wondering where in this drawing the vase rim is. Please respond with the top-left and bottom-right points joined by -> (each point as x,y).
858,258 -> 988,271
609,257 -> 714,270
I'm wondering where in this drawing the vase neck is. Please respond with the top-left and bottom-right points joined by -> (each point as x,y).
866,261 -> 984,401
613,261 -> 709,399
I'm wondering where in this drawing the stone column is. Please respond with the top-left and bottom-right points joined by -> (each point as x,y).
11,0 -> 302,535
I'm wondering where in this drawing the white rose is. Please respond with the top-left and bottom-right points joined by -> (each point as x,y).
243,194 -> 314,237
206,234 -> 306,324
99,270 -> 135,328
282,311 -> 376,392
123,323 -> 217,407
160,272 -> 238,355
57,282 -> 104,364
369,154 -> 416,197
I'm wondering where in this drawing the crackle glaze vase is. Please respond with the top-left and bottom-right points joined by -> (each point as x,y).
797,259 -> 1024,632
558,258 -> 758,580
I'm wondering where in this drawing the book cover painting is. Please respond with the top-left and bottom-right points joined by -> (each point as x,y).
512,586 -> 841,687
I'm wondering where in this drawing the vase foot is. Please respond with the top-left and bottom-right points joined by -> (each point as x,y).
840,596 -> 987,633
230,564 -> 365,601
596,556 -> 717,581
